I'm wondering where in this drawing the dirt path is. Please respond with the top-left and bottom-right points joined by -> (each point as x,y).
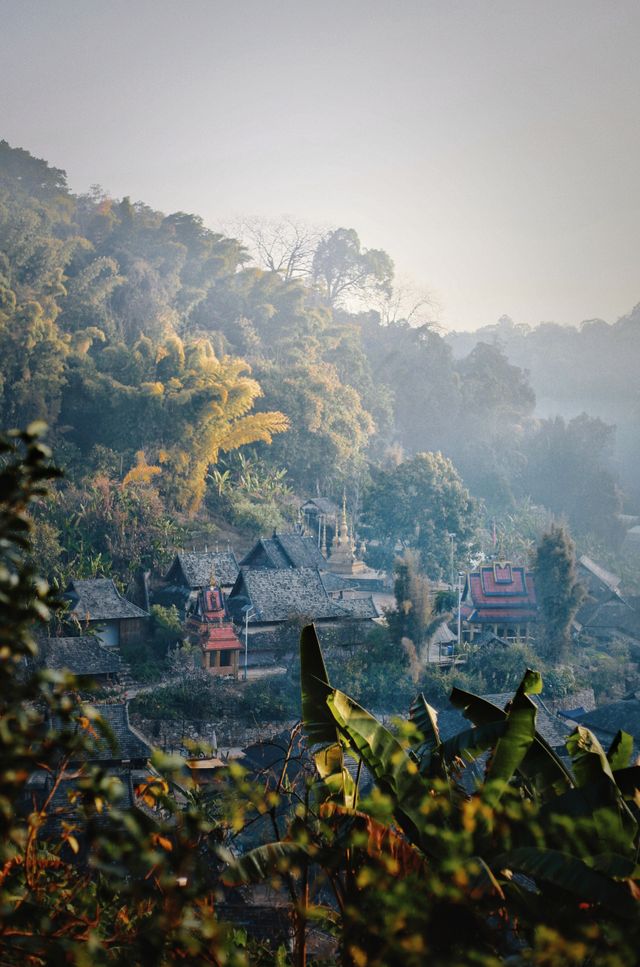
125,664 -> 287,700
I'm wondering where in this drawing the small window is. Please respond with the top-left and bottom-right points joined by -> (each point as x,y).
220,651 -> 232,667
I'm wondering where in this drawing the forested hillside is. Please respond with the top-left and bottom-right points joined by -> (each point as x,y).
0,140 -> 635,584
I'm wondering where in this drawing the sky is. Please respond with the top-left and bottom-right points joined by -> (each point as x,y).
1,0 -> 639,331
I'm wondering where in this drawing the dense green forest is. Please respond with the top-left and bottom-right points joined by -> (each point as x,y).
0,140 -> 636,584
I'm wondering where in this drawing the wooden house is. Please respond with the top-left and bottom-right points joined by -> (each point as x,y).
63,578 -> 149,647
39,635 -> 121,685
577,555 -> 621,601
574,556 -> 640,645
158,550 -> 240,612
300,497 -> 339,544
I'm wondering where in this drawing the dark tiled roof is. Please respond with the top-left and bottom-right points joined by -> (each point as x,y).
41,637 -> 121,676
240,534 -> 326,570
319,571 -> 351,593
64,579 -> 149,622
53,704 -> 152,763
337,596 -> 380,619
94,704 -> 152,761
239,539 -> 288,568
578,598 -> 640,638
168,551 -> 240,588
275,534 -> 327,569
572,701 -> 640,743
230,567 -> 349,623
577,555 -> 621,594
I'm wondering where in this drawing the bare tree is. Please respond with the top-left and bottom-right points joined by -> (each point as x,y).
226,216 -> 327,281
370,275 -> 441,328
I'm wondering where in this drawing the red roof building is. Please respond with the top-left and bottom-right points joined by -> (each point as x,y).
460,562 -> 537,641
186,587 -> 242,679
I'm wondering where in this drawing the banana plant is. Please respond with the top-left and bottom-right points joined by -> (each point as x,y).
225,624 -> 640,958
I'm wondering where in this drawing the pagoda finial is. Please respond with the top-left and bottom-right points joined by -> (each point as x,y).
337,491 -> 349,545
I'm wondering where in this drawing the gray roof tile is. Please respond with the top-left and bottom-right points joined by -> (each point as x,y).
230,567 -> 350,623
169,551 -> 240,588
65,579 -> 149,622
41,637 -> 121,676
573,701 -> 640,743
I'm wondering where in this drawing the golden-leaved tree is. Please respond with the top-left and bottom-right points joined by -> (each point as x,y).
62,332 -> 289,512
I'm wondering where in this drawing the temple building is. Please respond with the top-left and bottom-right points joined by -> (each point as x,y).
326,495 -> 366,576
186,586 -> 242,679
239,532 -> 326,570
460,562 -> 537,642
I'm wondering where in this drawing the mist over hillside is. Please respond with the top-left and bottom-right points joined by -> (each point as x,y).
446,312 -> 640,501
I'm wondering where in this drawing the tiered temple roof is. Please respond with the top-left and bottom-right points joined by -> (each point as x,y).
460,563 -> 537,625
187,587 -> 242,653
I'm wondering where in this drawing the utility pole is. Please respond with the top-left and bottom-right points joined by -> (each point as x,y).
243,606 -> 255,682
457,571 -> 464,649
448,533 -> 456,589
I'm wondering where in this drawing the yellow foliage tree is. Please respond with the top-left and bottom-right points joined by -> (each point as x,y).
122,450 -> 162,488
67,333 -> 289,513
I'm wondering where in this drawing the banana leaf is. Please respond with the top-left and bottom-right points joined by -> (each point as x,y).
300,624 -> 335,748
300,625 -> 356,806
326,688 -> 439,856
450,685 -> 574,799
484,669 -> 541,799
607,730 -> 633,772
566,726 -> 618,788
587,852 -> 638,878
495,846 -> 640,919
409,692 -> 441,759
428,720 -> 508,777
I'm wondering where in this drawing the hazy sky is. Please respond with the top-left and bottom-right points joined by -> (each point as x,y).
2,0 -> 639,331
